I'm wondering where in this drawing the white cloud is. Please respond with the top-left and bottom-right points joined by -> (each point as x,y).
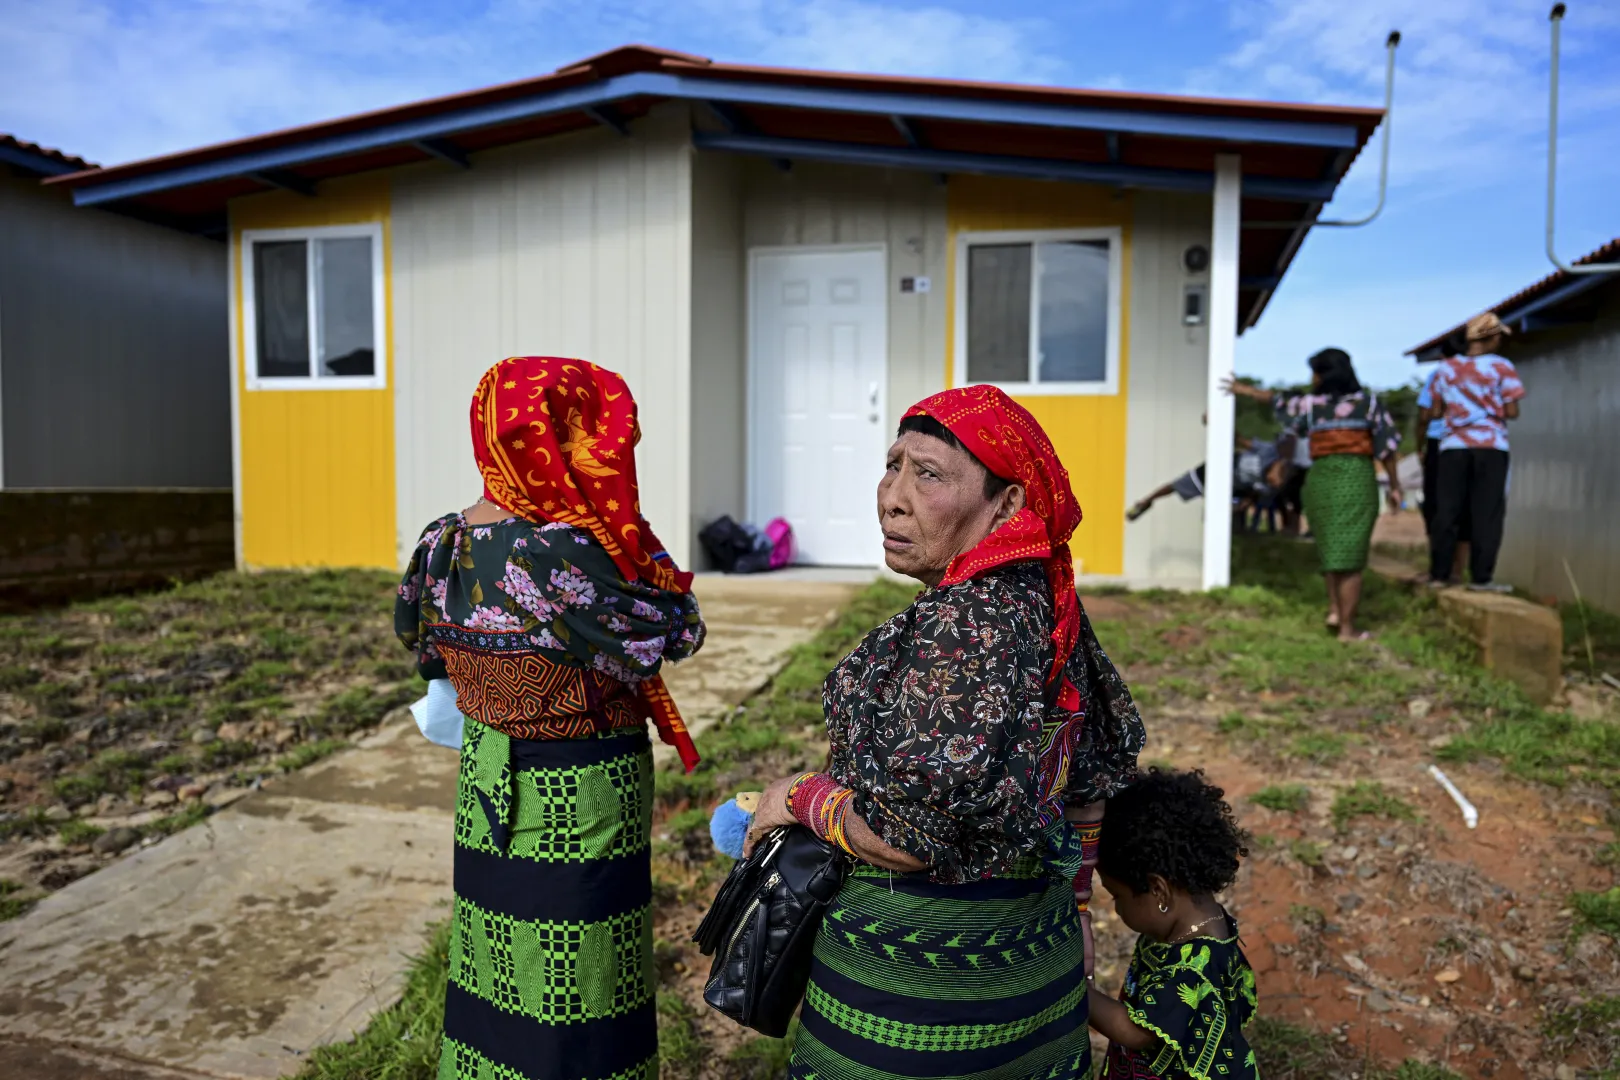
1186,0 -> 1620,205
0,0 -> 1066,165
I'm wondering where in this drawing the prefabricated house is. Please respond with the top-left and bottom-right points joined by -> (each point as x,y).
1409,238 -> 1620,611
51,45 -> 1381,589
0,135 -> 229,489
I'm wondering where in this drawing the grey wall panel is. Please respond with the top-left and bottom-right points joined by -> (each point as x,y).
1496,298 -> 1620,611
0,173 -> 229,488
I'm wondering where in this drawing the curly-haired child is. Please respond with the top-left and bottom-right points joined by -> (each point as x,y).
1088,767 -> 1259,1080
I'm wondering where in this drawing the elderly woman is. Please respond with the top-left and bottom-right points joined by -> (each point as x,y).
746,386 -> 1145,1080
395,357 -> 704,1080
1226,348 -> 1402,640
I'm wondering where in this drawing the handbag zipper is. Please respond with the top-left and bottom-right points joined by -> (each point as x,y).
708,870 -> 780,995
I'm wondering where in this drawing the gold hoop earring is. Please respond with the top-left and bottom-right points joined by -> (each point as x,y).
1158,902 -> 1170,913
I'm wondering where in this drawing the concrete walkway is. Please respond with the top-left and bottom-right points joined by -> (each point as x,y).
0,574 -> 865,1080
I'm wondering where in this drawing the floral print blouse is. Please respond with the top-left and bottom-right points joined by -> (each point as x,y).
823,561 -> 1144,884
1274,390 -> 1400,461
394,513 -> 704,740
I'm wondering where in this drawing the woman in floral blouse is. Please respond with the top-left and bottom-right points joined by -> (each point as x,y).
746,385 -> 1146,1080
1226,348 -> 1403,641
395,357 -> 704,1080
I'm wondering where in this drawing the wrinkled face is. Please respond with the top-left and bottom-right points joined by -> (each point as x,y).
1098,870 -> 1175,940
876,432 -> 1021,588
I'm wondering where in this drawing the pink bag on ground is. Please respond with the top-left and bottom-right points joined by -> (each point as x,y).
763,518 -> 795,570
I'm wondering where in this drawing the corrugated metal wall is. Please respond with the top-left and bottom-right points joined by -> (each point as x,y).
390,106 -> 694,568
0,173 -> 229,488
1121,191 -> 1213,589
1497,295 -> 1620,611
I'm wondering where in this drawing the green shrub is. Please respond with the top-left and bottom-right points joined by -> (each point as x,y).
1252,784 -> 1309,813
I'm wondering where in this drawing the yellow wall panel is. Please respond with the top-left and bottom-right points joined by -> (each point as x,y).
230,176 -> 396,568
945,177 -> 1132,577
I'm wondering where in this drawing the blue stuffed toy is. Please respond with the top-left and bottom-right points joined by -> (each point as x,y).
709,793 -> 758,859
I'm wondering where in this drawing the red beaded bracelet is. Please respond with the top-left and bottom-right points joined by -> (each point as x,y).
785,771 -> 856,855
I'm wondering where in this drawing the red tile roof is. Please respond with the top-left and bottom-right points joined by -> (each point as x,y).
1407,236 -> 1620,356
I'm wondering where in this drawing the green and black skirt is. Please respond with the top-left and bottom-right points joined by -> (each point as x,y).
439,721 -> 656,1080
789,861 -> 1091,1079
1302,453 -> 1379,574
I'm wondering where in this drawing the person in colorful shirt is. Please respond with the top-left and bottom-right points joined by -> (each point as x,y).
1226,349 -> 1403,640
395,356 -> 706,1080
1416,330 -> 1471,580
743,385 -> 1146,1080
1420,312 -> 1525,591
1089,768 -> 1258,1080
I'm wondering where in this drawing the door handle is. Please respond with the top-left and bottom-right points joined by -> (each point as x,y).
868,381 -> 880,407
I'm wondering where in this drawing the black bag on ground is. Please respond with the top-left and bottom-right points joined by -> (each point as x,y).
698,515 -> 755,573
691,825 -> 849,1037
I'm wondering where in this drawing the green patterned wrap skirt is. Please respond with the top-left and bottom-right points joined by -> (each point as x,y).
439,721 -> 656,1080
1302,453 -> 1379,573
789,861 -> 1091,1080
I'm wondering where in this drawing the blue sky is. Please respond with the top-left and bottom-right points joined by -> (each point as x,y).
4,0 -> 1618,389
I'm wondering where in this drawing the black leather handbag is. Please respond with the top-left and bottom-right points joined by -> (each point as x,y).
691,825 -> 849,1037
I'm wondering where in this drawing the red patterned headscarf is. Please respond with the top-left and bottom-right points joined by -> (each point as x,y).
471,356 -> 699,770
903,384 -> 1084,710
471,356 -> 690,593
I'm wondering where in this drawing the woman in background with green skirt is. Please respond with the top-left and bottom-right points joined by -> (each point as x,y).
1227,349 -> 1402,641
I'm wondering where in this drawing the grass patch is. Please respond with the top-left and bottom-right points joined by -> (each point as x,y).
145,802 -> 211,838
1229,536 -> 1620,792
0,878 -> 33,921
1330,781 -> 1418,831
1252,784 -> 1310,813
289,920 -> 448,1080
655,991 -> 707,1080
276,738 -> 348,773
1289,839 -> 1327,868
1571,887 -> 1620,939
56,820 -> 105,846
1251,1016 -> 1465,1080
726,1023 -> 798,1079
1287,731 -> 1347,764
1544,993 -> 1620,1073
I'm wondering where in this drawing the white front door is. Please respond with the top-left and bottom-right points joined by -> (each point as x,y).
749,247 -> 888,567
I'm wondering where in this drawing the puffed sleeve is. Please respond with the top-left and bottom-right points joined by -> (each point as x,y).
1062,608 -> 1145,804
1367,393 -> 1400,459
1128,948 -> 1235,1080
845,576 -> 1052,883
1271,392 -> 1309,437
395,515 -> 456,680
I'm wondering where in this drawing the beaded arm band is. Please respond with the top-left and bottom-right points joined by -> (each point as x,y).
1072,821 -> 1102,912
786,772 -> 856,855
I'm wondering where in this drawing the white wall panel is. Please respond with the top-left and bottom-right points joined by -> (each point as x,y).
391,106 -> 693,567
1122,191 -> 1213,588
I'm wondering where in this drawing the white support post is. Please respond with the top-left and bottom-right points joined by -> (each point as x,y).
1202,154 -> 1242,590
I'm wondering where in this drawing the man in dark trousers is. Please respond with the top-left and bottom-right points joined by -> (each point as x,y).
1421,312 -> 1525,591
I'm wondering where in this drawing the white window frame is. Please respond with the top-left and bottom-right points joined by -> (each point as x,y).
241,223 -> 387,391
953,226 -> 1123,396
